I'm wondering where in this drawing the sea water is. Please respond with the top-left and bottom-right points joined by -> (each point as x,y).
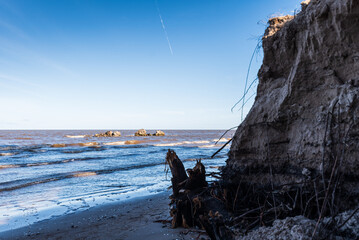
0,130 -> 233,232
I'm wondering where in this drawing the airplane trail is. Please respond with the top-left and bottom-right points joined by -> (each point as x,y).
155,0 -> 173,55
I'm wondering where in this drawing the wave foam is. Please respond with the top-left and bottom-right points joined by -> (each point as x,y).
124,140 -> 143,145
71,142 -> 99,147
51,142 -> 99,148
103,141 -> 126,146
154,143 -> 182,147
65,135 -> 88,138
154,140 -> 210,147
199,144 -> 218,148
212,138 -> 230,143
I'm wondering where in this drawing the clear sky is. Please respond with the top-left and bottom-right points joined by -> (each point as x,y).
0,0 -> 300,130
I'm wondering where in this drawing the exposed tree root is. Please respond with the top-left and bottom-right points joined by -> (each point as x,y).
165,149 -> 359,240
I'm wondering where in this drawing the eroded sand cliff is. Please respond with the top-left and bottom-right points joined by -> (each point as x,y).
167,1 -> 359,239
226,0 -> 359,189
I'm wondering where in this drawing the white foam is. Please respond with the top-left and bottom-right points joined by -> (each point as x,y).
199,144 -> 218,148
154,142 -> 182,147
103,141 -> 126,146
212,138 -> 230,143
65,135 -> 87,138
188,140 -> 210,144
154,140 -> 210,147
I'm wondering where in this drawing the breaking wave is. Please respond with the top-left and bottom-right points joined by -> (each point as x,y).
212,138 -> 230,143
103,141 -> 126,146
51,142 -> 99,148
65,135 -> 88,138
0,153 -> 14,156
154,140 -> 210,147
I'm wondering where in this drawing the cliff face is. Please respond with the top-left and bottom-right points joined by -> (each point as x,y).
166,2 -> 359,238
226,0 -> 359,186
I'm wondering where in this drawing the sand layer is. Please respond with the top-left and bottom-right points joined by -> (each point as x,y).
0,192 -> 207,240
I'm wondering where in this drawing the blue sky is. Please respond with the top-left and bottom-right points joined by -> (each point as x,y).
0,0 -> 300,129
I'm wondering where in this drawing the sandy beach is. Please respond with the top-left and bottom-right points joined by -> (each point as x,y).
0,191 -> 207,240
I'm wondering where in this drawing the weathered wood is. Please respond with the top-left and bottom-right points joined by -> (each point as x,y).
166,149 -> 231,239
166,149 -> 188,196
185,160 -> 208,191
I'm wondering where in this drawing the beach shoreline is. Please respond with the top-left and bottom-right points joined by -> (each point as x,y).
0,191 -> 207,240
0,129 -> 231,237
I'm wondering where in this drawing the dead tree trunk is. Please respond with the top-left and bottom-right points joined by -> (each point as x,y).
166,149 -> 208,196
166,150 -> 188,196
165,149 -> 232,239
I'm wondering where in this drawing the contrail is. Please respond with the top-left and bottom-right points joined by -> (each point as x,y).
155,0 -> 173,55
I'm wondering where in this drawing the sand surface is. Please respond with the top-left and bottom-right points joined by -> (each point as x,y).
0,191 -> 208,240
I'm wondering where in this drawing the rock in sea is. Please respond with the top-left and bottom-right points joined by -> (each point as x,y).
154,130 -> 165,136
134,129 -> 148,136
134,129 -> 166,136
94,131 -> 121,137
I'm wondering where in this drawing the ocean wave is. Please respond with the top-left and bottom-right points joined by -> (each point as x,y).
62,147 -> 105,153
153,142 -> 182,147
51,143 -> 66,148
125,140 -> 146,145
65,135 -> 88,138
0,146 -> 17,151
189,140 -> 210,144
0,153 -> 14,156
0,157 -> 103,170
0,162 -> 166,192
212,138 -> 230,143
123,140 -> 160,145
51,142 -> 99,148
199,144 -> 223,148
51,139 -> 160,148
154,140 -> 210,147
0,164 -> 19,169
62,150 -> 85,154
71,142 -> 99,147
72,172 -> 97,177
103,141 -> 126,146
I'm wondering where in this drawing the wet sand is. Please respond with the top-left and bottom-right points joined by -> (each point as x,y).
0,191 -> 208,240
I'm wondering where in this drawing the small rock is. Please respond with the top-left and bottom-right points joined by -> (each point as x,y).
105,131 -> 113,136
135,129 -> 148,136
113,131 -> 121,137
154,130 -> 165,136
93,131 -> 121,137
